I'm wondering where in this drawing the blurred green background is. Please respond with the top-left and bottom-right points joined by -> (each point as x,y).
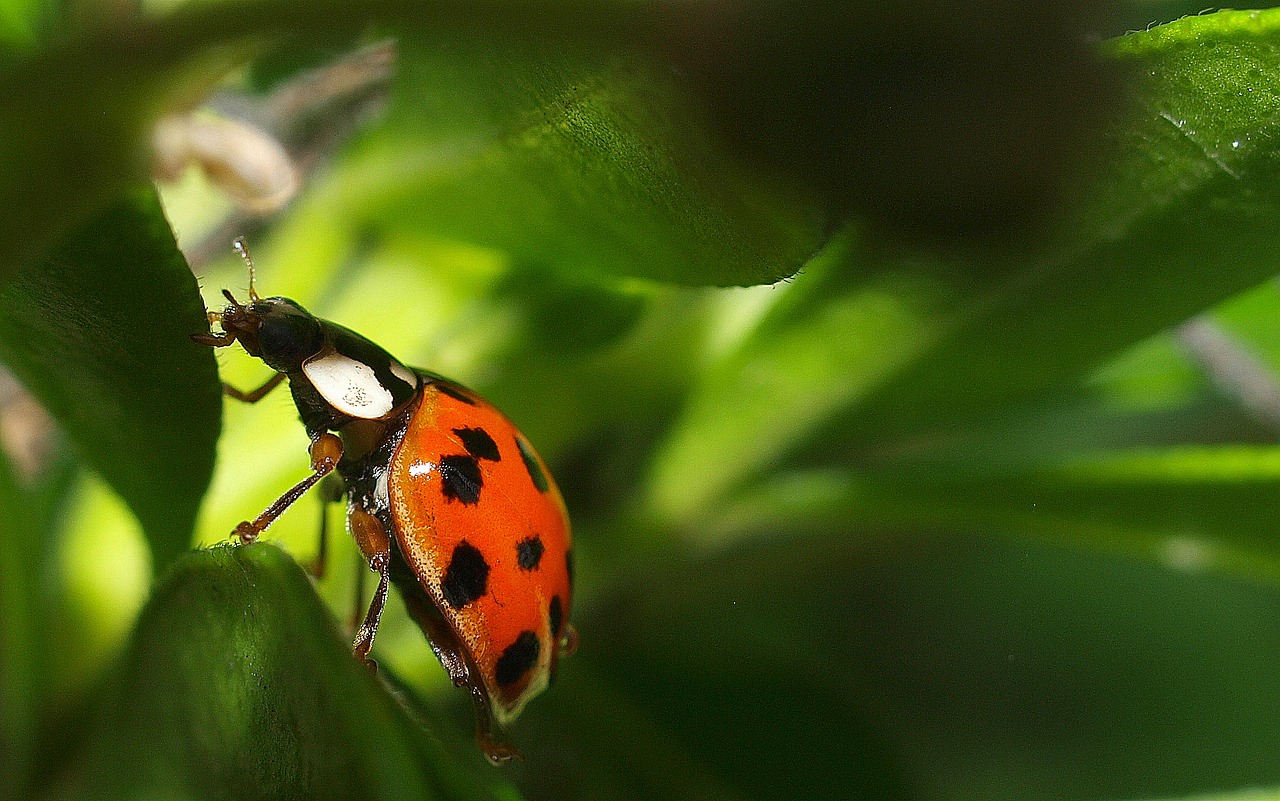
7,1 -> 1280,800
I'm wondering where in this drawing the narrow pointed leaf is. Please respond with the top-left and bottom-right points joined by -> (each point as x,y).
0,189 -> 222,569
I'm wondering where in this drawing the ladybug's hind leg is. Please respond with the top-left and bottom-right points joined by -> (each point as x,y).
352,559 -> 390,671
399,590 -> 522,764
349,552 -> 369,632
470,686 -> 523,764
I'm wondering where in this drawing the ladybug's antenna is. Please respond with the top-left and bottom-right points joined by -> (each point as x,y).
233,237 -> 261,302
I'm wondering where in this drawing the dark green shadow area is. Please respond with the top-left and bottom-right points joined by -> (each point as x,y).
53,543 -> 515,801
0,449 -> 39,801
515,531 -> 1280,801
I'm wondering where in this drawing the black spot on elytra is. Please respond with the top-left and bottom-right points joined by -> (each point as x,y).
549,595 -> 563,638
515,435 -> 550,493
495,631 -> 540,687
516,536 -> 544,571
435,381 -> 477,405
440,454 -> 483,505
455,427 -> 500,462
565,549 -> 575,588
441,541 -> 489,608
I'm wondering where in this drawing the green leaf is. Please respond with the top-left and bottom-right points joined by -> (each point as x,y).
58,543 -> 515,801
0,1 -> 827,289
700,435 -> 1280,587
0,189 -> 222,570
1132,790 -> 1280,801
757,8 -> 1280,462
0,2 -> 1117,288
646,260 -> 950,525
345,34 -> 825,286
0,11 -> 245,283
662,1 -> 1120,245
864,444 -> 1280,579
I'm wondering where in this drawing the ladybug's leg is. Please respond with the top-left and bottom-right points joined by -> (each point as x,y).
349,553 -> 368,631
471,686 -> 522,764
400,592 -> 522,764
233,432 -> 343,543
221,372 -> 286,404
348,506 -> 391,669
309,472 -> 346,579
191,330 -> 237,348
352,559 -> 390,670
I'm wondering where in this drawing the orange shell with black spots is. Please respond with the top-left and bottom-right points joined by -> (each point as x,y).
388,379 -> 573,724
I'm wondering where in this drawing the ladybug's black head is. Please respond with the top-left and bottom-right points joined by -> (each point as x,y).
250,297 -> 325,372
197,291 -> 323,373
193,238 -> 420,425
192,238 -> 325,373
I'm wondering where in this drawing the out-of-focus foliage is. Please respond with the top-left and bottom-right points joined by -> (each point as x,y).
7,2 -> 1280,801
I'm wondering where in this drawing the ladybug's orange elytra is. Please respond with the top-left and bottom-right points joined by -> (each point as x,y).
390,382 -> 574,724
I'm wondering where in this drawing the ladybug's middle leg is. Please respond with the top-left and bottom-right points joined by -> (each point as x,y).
309,472 -> 346,579
348,505 -> 391,670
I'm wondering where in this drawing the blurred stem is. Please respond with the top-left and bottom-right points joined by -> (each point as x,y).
1176,316 -> 1280,432
148,0 -> 663,66
185,40 -> 397,269
0,367 -> 58,483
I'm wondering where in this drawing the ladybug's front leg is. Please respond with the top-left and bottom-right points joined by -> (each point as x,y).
221,372 -> 286,404
232,432 -> 343,543
348,506 -> 391,670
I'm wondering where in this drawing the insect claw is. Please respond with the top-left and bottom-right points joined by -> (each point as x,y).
479,735 -> 523,765
560,624 -> 580,656
233,521 -> 260,543
191,331 -> 236,347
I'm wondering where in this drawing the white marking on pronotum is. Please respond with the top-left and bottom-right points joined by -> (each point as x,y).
391,361 -> 417,389
409,460 -> 435,478
303,353 -> 394,418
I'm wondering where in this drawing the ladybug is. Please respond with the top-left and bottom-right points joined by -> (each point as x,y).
193,240 -> 575,763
